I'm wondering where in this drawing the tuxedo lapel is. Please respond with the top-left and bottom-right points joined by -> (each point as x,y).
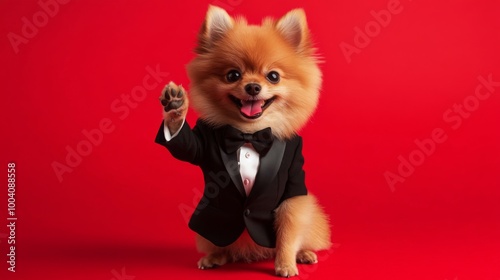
216,128 -> 246,197
248,140 -> 286,201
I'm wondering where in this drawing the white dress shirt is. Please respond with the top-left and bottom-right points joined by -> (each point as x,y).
164,122 -> 259,196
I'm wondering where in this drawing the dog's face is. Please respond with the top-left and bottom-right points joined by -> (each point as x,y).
187,6 -> 322,140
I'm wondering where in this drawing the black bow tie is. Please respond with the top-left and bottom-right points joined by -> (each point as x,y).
222,126 -> 274,155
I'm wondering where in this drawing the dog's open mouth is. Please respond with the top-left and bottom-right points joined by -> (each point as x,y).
229,95 -> 276,119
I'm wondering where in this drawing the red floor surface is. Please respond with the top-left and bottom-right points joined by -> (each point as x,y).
1,1 -> 500,279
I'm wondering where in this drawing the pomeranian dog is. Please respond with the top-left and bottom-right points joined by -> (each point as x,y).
155,5 -> 331,277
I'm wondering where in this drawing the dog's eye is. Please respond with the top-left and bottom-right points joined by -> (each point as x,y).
226,70 -> 241,83
266,71 -> 280,84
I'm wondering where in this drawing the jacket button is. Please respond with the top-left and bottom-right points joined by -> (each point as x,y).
244,209 -> 250,216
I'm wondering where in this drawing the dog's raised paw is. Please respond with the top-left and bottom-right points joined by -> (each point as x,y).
159,81 -> 186,112
197,253 -> 228,270
275,263 -> 299,278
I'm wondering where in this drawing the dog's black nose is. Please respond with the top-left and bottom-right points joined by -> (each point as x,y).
245,83 -> 261,96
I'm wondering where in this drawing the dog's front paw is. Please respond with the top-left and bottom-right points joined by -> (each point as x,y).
159,81 -> 189,133
275,261 -> 299,278
197,253 -> 228,270
160,81 -> 187,111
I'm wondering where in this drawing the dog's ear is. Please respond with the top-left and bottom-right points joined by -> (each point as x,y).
196,5 -> 234,53
276,9 -> 310,51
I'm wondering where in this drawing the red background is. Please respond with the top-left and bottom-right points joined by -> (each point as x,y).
1,0 -> 499,279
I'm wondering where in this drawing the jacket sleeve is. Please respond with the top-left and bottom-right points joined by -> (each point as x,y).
154,120 -> 207,166
281,137 -> 308,201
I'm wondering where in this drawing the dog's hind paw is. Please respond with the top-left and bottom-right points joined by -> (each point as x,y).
296,250 -> 318,264
197,253 -> 228,270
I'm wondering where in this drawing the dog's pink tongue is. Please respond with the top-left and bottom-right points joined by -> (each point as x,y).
241,100 -> 264,117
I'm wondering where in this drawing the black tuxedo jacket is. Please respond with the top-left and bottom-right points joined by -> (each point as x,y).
155,120 -> 307,248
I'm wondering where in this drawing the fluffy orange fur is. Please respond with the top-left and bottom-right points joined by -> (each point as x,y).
164,5 -> 331,277
195,195 -> 331,277
187,6 -> 322,140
